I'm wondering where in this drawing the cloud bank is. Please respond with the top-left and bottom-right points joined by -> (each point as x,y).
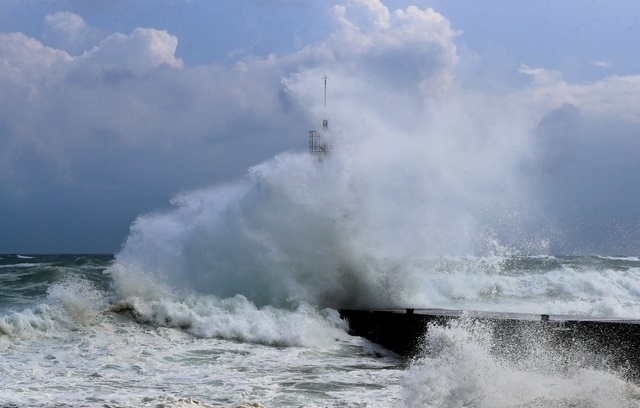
1,1 -> 640,254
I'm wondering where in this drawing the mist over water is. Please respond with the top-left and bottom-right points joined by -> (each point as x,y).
110,59 -> 640,313
108,74 -> 638,324
113,104 -> 524,309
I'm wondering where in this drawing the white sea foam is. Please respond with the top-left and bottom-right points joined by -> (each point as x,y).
0,278 -> 106,339
0,302 -> 402,407
107,254 -> 350,347
402,318 -> 640,408
0,262 -> 43,268
402,261 -> 640,318
596,255 -> 640,262
109,293 -> 348,348
0,306 -> 57,338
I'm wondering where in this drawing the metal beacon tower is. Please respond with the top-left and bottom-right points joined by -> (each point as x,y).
308,76 -> 340,157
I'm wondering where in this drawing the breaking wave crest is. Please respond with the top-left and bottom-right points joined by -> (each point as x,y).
0,279 -> 107,339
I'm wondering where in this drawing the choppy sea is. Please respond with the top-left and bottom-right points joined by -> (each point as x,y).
4,145 -> 640,407
2,253 -> 640,407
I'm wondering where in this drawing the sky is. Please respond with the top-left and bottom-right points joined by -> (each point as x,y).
2,0 -> 640,254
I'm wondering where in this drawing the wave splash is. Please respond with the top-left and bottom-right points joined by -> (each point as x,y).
108,69 -> 547,315
0,279 -> 106,339
108,145 -> 640,318
106,71 -> 640,346
111,152 -> 429,310
402,318 -> 640,407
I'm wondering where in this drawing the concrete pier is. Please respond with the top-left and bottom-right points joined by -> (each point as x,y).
339,308 -> 640,380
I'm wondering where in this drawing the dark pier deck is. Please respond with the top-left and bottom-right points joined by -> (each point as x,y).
339,308 -> 640,380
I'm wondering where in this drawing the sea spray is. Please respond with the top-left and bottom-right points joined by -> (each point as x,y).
111,152 -> 412,310
109,138 -> 640,316
108,66 -> 549,312
402,317 -> 640,408
0,277 -> 107,339
110,151 -> 533,313
46,279 -> 106,327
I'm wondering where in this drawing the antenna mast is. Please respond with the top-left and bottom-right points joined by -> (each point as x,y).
324,76 -> 327,108
323,76 -> 328,130
309,75 -> 339,156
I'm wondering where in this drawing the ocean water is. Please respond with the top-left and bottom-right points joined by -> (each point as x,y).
3,150 -> 640,407
2,252 -> 640,407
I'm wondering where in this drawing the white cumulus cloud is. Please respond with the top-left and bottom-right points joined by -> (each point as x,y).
83,28 -> 184,75
43,11 -> 101,55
